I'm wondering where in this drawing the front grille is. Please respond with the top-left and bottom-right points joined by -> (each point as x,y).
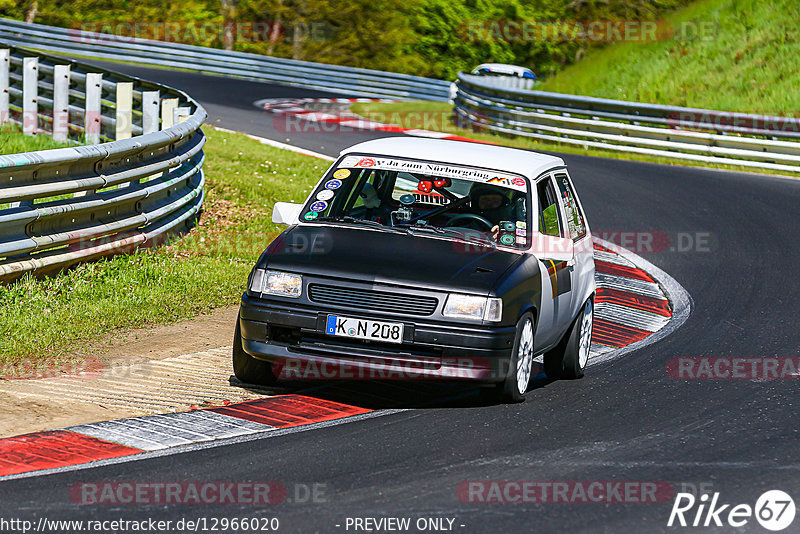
308,284 -> 439,316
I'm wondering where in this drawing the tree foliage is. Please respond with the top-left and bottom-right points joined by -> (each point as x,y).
1,0 -> 693,79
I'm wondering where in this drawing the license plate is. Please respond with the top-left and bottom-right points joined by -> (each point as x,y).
325,315 -> 404,344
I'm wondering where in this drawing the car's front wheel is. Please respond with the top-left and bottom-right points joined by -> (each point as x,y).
232,321 -> 279,386
544,298 -> 593,380
498,313 -> 536,403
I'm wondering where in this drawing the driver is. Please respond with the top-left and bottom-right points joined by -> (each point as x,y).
469,184 -> 511,224
469,184 -> 515,240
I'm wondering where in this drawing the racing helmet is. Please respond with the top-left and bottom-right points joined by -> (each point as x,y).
469,183 -> 510,216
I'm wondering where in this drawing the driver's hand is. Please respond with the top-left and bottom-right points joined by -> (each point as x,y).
491,225 -> 499,241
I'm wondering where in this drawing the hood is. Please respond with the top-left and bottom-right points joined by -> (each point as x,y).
260,224 -> 523,294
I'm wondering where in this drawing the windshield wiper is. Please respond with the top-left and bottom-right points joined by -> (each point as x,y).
406,224 -> 497,249
315,216 -> 409,235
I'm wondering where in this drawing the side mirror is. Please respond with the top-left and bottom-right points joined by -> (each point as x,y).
272,202 -> 303,226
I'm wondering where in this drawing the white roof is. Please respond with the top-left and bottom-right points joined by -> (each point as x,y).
340,137 -> 564,180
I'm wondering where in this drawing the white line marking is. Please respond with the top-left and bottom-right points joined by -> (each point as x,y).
212,126 -> 335,161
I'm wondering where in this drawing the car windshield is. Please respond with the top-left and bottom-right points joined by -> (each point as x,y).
300,155 -> 531,249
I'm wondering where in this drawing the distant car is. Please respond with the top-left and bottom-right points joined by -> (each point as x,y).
450,63 -> 537,102
234,138 -> 595,402
470,63 -> 536,80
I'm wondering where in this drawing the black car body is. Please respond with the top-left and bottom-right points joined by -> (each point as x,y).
236,138 -> 595,401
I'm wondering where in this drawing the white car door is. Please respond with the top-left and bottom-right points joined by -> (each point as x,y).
533,173 -> 576,350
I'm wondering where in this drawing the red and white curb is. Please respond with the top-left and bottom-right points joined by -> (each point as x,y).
589,237 -> 685,362
0,396 -> 374,479
254,97 -> 489,143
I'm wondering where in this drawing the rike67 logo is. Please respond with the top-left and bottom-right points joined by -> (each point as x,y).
668,490 -> 796,531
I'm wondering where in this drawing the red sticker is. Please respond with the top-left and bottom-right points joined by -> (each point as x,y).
433,178 -> 451,188
512,177 -> 526,186
356,158 -> 375,167
418,180 -> 433,193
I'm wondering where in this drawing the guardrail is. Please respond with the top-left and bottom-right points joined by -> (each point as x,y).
0,18 -> 451,102
454,73 -> 800,174
0,44 -> 206,282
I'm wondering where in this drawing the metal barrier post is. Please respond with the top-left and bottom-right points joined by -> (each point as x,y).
115,81 -> 132,140
173,106 -> 191,124
52,64 -> 70,142
142,90 -> 159,134
0,50 -> 8,124
161,98 -> 178,129
84,72 -> 102,145
22,57 -> 37,135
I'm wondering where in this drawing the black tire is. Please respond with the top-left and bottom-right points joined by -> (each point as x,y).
544,299 -> 593,380
497,312 -> 536,403
232,321 -> 279,386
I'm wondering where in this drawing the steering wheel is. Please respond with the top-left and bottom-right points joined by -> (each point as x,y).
444,213 -> 494,231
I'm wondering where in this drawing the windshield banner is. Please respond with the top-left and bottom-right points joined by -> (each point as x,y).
339,156 -> 528,192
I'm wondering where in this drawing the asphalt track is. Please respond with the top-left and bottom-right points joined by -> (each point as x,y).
1,63 -> 798,533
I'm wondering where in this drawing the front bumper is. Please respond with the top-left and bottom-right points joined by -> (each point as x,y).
239,293 -> 516,382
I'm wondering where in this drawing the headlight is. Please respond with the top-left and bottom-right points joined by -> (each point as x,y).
250,269 -> 302,298
443,294 -> 503,322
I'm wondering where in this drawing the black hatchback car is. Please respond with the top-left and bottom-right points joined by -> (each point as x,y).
234,138 -> 595,401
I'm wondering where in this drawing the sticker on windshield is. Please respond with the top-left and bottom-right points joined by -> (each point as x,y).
303,211 -> 319,221
310,201 -> 328,212
325,179 -> 343,190
516,221 -> 527,229
339,155 -> 526,191
488,176 -> 527,188
516,228 -> 526,237
316,190 -> 334,201
354,158 -> 376,167
333,169 -> 351,179
500,235 -> 515,246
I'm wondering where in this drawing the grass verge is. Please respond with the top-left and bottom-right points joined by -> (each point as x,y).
349,101 -> 799,179
0,123 -> 71,154
540,0 -> 800,116
0,126 -> 324,371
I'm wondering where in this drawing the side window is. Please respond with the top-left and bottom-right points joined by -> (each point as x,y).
554,173 -> 587,240
537,176 -> 563,238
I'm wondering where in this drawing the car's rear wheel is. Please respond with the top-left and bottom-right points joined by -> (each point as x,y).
544,299 -> 593,380
232,321 -> 279,386
498,313 -> 535,403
